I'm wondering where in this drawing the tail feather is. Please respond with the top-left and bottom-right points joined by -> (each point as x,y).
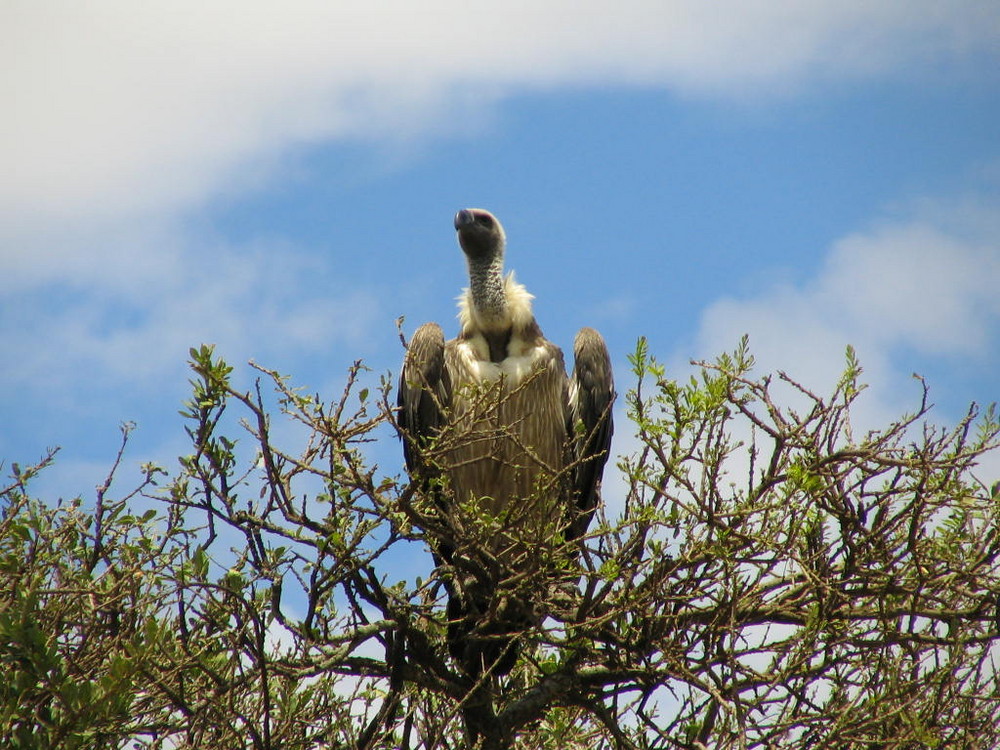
446,593 -> 531,676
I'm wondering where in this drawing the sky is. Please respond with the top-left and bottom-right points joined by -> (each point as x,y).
3,1 -> 1000,506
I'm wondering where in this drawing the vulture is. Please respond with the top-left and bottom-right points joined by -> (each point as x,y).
398,208 -> 614,676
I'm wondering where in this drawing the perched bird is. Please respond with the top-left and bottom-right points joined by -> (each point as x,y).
398,208 -> 614,675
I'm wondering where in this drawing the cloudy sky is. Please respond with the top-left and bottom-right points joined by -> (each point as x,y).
4,1 -> 1000,501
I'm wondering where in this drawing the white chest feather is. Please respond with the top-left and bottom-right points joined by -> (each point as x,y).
455,336 -> 547,385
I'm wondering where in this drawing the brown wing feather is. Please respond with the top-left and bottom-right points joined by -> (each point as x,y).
398,322 -> 449,474
568,326 -> 615,541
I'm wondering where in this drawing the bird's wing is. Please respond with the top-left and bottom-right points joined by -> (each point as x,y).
567,326 -> 615,540
398,322 -> 449,473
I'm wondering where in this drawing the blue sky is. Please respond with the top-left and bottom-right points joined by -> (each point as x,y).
3,1 -> 1000,502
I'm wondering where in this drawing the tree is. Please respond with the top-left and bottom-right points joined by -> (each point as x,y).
2,338 -> 999,749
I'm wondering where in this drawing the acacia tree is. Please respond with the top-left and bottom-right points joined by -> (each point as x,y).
2,338 -> 999,749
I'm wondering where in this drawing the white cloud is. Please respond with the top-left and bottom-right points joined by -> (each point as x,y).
598,193 -> 1000,523
689,194 -> 1000,424
819,222 -> 1000,356
1,232 -> 382,405
3,0 -> 997,250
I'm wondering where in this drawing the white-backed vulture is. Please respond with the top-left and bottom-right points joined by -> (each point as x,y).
398,208 -> 614,675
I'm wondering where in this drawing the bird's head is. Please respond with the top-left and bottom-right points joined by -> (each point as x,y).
455,208 -> 506,263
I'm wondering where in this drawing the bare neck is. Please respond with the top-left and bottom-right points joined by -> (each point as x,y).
467,253 -> 507,329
